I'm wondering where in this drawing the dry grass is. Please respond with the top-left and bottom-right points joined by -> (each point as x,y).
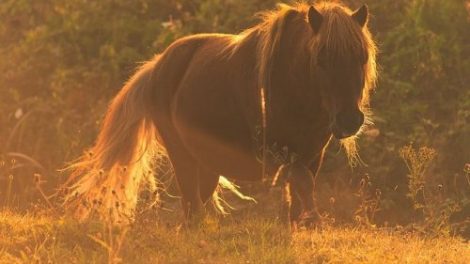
293,226 -> 470,263
1,208 -> 469,264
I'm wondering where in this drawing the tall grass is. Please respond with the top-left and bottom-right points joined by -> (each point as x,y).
1,210 -> 469,264
400,144 -> 468,235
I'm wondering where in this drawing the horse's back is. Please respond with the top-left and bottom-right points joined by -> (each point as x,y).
150,34 -> 231,117
153,32 -> 262,179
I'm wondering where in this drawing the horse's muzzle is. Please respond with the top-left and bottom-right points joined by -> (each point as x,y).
332,111 -> 365,139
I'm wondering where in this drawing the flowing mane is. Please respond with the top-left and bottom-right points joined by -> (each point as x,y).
232,2 -> 377,165
311,2 -> 377,106
233,2 -> 377,103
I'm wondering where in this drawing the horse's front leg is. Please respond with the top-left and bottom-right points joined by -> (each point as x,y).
287,151 -> 325,229
288,165 -> 320,228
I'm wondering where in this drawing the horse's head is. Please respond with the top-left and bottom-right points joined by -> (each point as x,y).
308,4 -> 376,139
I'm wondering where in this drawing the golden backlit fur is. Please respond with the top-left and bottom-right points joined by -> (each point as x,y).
63,57 -> 165,222
63,1 -> 378,223
309,2 -> 377,165
245,2 -> 377,165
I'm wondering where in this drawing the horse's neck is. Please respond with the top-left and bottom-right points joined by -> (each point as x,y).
228,27 -> 330,161
264,40 -> 330,159
227,33 -> 264,134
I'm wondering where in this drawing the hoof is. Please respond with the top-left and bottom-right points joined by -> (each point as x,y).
298,211 -> 321,229
184,211 -> 206,229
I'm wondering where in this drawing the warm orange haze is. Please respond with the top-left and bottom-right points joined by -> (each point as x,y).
63,2 -> 377,227
1,0 -> 469,263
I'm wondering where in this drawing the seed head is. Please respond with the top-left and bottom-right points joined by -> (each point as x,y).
375,189 -> 382,197
329,197 -> 336,205
33,173 -> 41,184
464,163 -> 470,174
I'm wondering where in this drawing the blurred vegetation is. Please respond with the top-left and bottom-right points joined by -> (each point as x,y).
1,0 -> 469,233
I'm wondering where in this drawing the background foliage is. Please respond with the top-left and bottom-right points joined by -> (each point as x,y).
1,0 -> 469,231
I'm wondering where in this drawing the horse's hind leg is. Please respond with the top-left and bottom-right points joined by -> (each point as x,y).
164,145 -> 220,224
174,158 -> 205,224
173,161 -> 219,224
198,169 -> 219,204
159,135 -> 205,224
287,185 -> 303,229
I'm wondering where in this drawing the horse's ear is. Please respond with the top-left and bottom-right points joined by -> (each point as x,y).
308,6 -> 323,34
352,4 -> 368,28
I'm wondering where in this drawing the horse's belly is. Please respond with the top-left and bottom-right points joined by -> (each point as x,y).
166,35 -> 264,180
183,131 -> 263,180
171,79 -> 262,180
174,112 -> 262,180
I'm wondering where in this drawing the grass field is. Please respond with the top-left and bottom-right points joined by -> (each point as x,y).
1,190 -> 469,264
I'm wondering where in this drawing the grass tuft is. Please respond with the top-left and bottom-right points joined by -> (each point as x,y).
1,210 -> 469,263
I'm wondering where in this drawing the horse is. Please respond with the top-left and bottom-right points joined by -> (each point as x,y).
63,1 -> 377,227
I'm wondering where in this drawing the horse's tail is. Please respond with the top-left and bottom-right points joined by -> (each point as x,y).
63,56 -> 165,223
